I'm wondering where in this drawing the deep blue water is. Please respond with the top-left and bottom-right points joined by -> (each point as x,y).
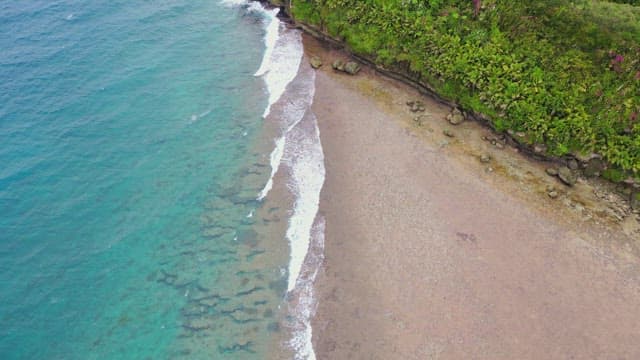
0,1 -> 287,358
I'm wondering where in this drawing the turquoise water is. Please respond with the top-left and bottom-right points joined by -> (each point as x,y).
0,1 -> 292,358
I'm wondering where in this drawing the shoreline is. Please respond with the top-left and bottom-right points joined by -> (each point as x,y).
244,3 -> 324,358
305,34 -> 640,358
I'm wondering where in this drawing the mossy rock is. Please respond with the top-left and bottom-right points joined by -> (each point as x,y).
602,168 -> 627,183
632,192 -> 640,211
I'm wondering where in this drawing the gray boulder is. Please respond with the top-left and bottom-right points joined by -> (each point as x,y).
447,109 -> 465,125
584,157 -> 605,177
407,100 -> 426,113
545,168 -> 558,176
332,59 -> 345,72
558,167 -> 577,186
631,192 -> 640,211
310,56 -> 322,69
344,61 -> 361,75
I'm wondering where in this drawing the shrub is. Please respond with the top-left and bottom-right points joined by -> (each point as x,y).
289,0 -> 640,174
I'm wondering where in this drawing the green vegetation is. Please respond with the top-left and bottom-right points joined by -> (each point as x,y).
288,0 -> 640,176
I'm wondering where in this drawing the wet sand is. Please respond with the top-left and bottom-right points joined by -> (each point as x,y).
306,38 -> 640,359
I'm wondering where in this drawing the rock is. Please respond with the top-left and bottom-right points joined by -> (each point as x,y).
447,109 -> 465,125
584,157 -> 605,177
413,115 -> 430,126
309,56 -> 322,69
548,191 -> 559,199
344,61 -> 361,75
495,142 -> 505,150
533,144 -> 547,154
409,101 -> 425,112
407,101 -> 425,112
480,154 -> 491,163
575,152 -> 598,163
567,158 -> 579,170
545,168 -> 559,176
332,59 -> 345,72
443,129 -> 454,138
631,192 -> 640,211
448,114 -> 465,125
558,167 -> 577,186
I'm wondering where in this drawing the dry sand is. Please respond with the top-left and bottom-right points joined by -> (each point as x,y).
305,38 -> 640,359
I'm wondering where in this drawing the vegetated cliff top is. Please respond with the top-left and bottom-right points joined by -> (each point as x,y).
288,0 -> 640,177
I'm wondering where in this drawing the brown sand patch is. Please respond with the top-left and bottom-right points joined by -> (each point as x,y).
304,35 -> 640,359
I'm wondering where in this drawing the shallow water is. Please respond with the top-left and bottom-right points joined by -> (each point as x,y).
0,1 -> 314,358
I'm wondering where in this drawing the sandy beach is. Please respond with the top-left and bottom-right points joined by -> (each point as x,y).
304,36 -> 640,359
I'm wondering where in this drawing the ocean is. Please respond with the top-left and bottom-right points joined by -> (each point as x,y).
0,1 -> 324,359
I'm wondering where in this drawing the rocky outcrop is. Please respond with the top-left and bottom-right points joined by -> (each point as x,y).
632,192 -> 640,211
332,59 -> 345,72
332,59 -> 361,75
558,167 -> 578,186
446,108 -> 465,125
344,61 -> 361,75
310,56 -> 322,69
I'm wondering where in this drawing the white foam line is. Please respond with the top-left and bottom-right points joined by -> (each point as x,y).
220,0 -> 250,7
257,136 -> 285,201
289,216 -> 325,360
255,15 -> 303,118
222,3 -> 324,359
255,29 -> 308,201
284,111 -> 325,294
220,0 -> 302,119
254,10 -> 280,77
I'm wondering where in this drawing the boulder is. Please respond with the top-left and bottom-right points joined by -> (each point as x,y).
344,61 -> 361,75
413,114 -> 429,126
545,168 -> 558,176
409,101 -> 425,113
309,56 -> 322,69
557,167 -> 577,186
332,59 -> 345,72
480,154 -> 491,163
447,109 -> 465,125
566,158 -> 579,170
584,157 -> 605,177
533,144 -> 547,154
631,192 -> 640,211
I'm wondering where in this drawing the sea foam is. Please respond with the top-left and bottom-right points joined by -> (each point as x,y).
257,135 -> 285,201
283,108 -> 324,294
225,0 -> 302,118
254,14 -> 303,118
255,25 -> 307,201
288,215 -> 325,360
275,64 -> 323,359
222,2 -> 324,359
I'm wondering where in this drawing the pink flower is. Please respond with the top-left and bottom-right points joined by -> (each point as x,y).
473,0 -> 481,16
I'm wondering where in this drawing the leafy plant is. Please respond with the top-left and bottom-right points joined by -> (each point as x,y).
290,0 -> 640,173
